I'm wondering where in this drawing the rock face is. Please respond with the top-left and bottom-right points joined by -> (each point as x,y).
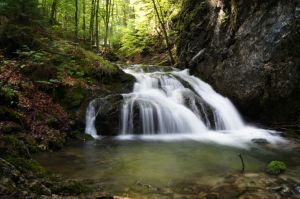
93,95 -> 124,136
177,0 -> 300,123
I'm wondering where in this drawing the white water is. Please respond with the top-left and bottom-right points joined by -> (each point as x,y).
86,66 -> 285,147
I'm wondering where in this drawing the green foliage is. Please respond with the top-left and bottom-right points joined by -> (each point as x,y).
266,160 -> 287,175
120,21 -> 153,56
0,0 -> 42,23
0,86 -> 18,107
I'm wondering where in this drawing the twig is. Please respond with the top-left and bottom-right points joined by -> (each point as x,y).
239,153 -> 245,173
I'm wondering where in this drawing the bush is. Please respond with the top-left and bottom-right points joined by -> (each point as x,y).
266,160 -> 287,175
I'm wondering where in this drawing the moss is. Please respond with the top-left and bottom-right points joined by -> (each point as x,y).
48,139 -> 64,151
0,135 -> 30,158
266,160 -> 287,175
62,86 -> 87,110
4,156 -> 47,175
46,116 -> 60,129
68,130 -> 94,141
0,87 -> 19,107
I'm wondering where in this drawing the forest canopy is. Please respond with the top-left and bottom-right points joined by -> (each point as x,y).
0,0 -> 182,63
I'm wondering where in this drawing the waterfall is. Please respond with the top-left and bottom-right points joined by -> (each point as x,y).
85,66 -> 285,147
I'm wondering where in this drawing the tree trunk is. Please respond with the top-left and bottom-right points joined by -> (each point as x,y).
50,0 -> 57,25
75,0 -> 79,40
95,0 -> 100,50
151,0 -> 175,65
104,0 -> 111,52
83,0 -> 86,41
89,0 -> 96,46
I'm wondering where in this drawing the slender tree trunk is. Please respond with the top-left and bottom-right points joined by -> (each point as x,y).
83,0 -> 86,41
95,0 -> 100,50
89,0 -> 96,46
151,0 -> 175,65
104,0 -> 111,52
109,1 -> 114,48
50,0 -> 57,25
75,0 -> 79,40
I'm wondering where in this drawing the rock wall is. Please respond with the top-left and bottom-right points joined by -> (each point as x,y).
177,0 -> 300,123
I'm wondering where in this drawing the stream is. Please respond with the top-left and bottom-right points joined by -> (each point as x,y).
35,66 -> 300,198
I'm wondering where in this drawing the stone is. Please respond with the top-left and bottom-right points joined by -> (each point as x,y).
295,186 -> 300,194
177,0 -> 300,123
251,139 -> 269,144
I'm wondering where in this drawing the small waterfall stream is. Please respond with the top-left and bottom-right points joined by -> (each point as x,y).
85,66 -> 284,147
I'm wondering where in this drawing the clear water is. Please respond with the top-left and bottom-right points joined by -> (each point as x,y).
35,137 -> 300,196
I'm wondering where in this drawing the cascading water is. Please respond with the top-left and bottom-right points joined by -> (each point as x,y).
85,66 -> 285,147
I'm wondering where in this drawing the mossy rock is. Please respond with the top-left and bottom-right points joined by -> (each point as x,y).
0,135 -> 30,158
62,87 -> 87,110
4,156 -> 47,176
46,116 -> 60,129
68,130 -> 94,141
266,160 -> 287,175
54,180 -> 89,195
47,139 -> 64,151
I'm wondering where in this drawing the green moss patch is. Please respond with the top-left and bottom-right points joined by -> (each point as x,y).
266,160 -> 287,175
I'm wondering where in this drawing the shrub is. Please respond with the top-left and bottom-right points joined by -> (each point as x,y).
266,160 -> 287,175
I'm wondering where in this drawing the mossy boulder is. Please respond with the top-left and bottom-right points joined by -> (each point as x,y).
0,135 -> 30,158
266,160 -> 287,175
61,86 -> 87,110
68,130 -> 94,141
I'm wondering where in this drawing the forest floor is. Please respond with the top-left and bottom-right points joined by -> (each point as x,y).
0,32 -> 135,197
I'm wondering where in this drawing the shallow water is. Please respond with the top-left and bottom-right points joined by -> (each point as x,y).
35,136 -> 300,197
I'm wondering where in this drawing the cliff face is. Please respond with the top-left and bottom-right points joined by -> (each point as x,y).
177,0 -> 300,123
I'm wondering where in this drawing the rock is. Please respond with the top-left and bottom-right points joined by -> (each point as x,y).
205,192 -> 219,199
251,139 -> 269,144
239,191 -> 280,199
92,95 -> 124,136
295,186 -> 300,193
177,0 -> 300,123
280,184 -> 292,196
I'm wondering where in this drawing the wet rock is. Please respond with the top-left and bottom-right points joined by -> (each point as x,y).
295,186 -> 300,193
93,94 -> 124,136
280,184 -> 292,196
177,0 -> 300,123
238,191 -> 280,199
205,192 -> 219,199
29,180 -> 52,196
251,139 -> 269,144
212,184 -> 242,199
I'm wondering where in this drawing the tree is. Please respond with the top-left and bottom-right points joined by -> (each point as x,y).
95,0 -> 100,50
75,0 -> 79,39
83,0 -> 86,41
50,0 -> 58,25
151,0 -> 175,65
